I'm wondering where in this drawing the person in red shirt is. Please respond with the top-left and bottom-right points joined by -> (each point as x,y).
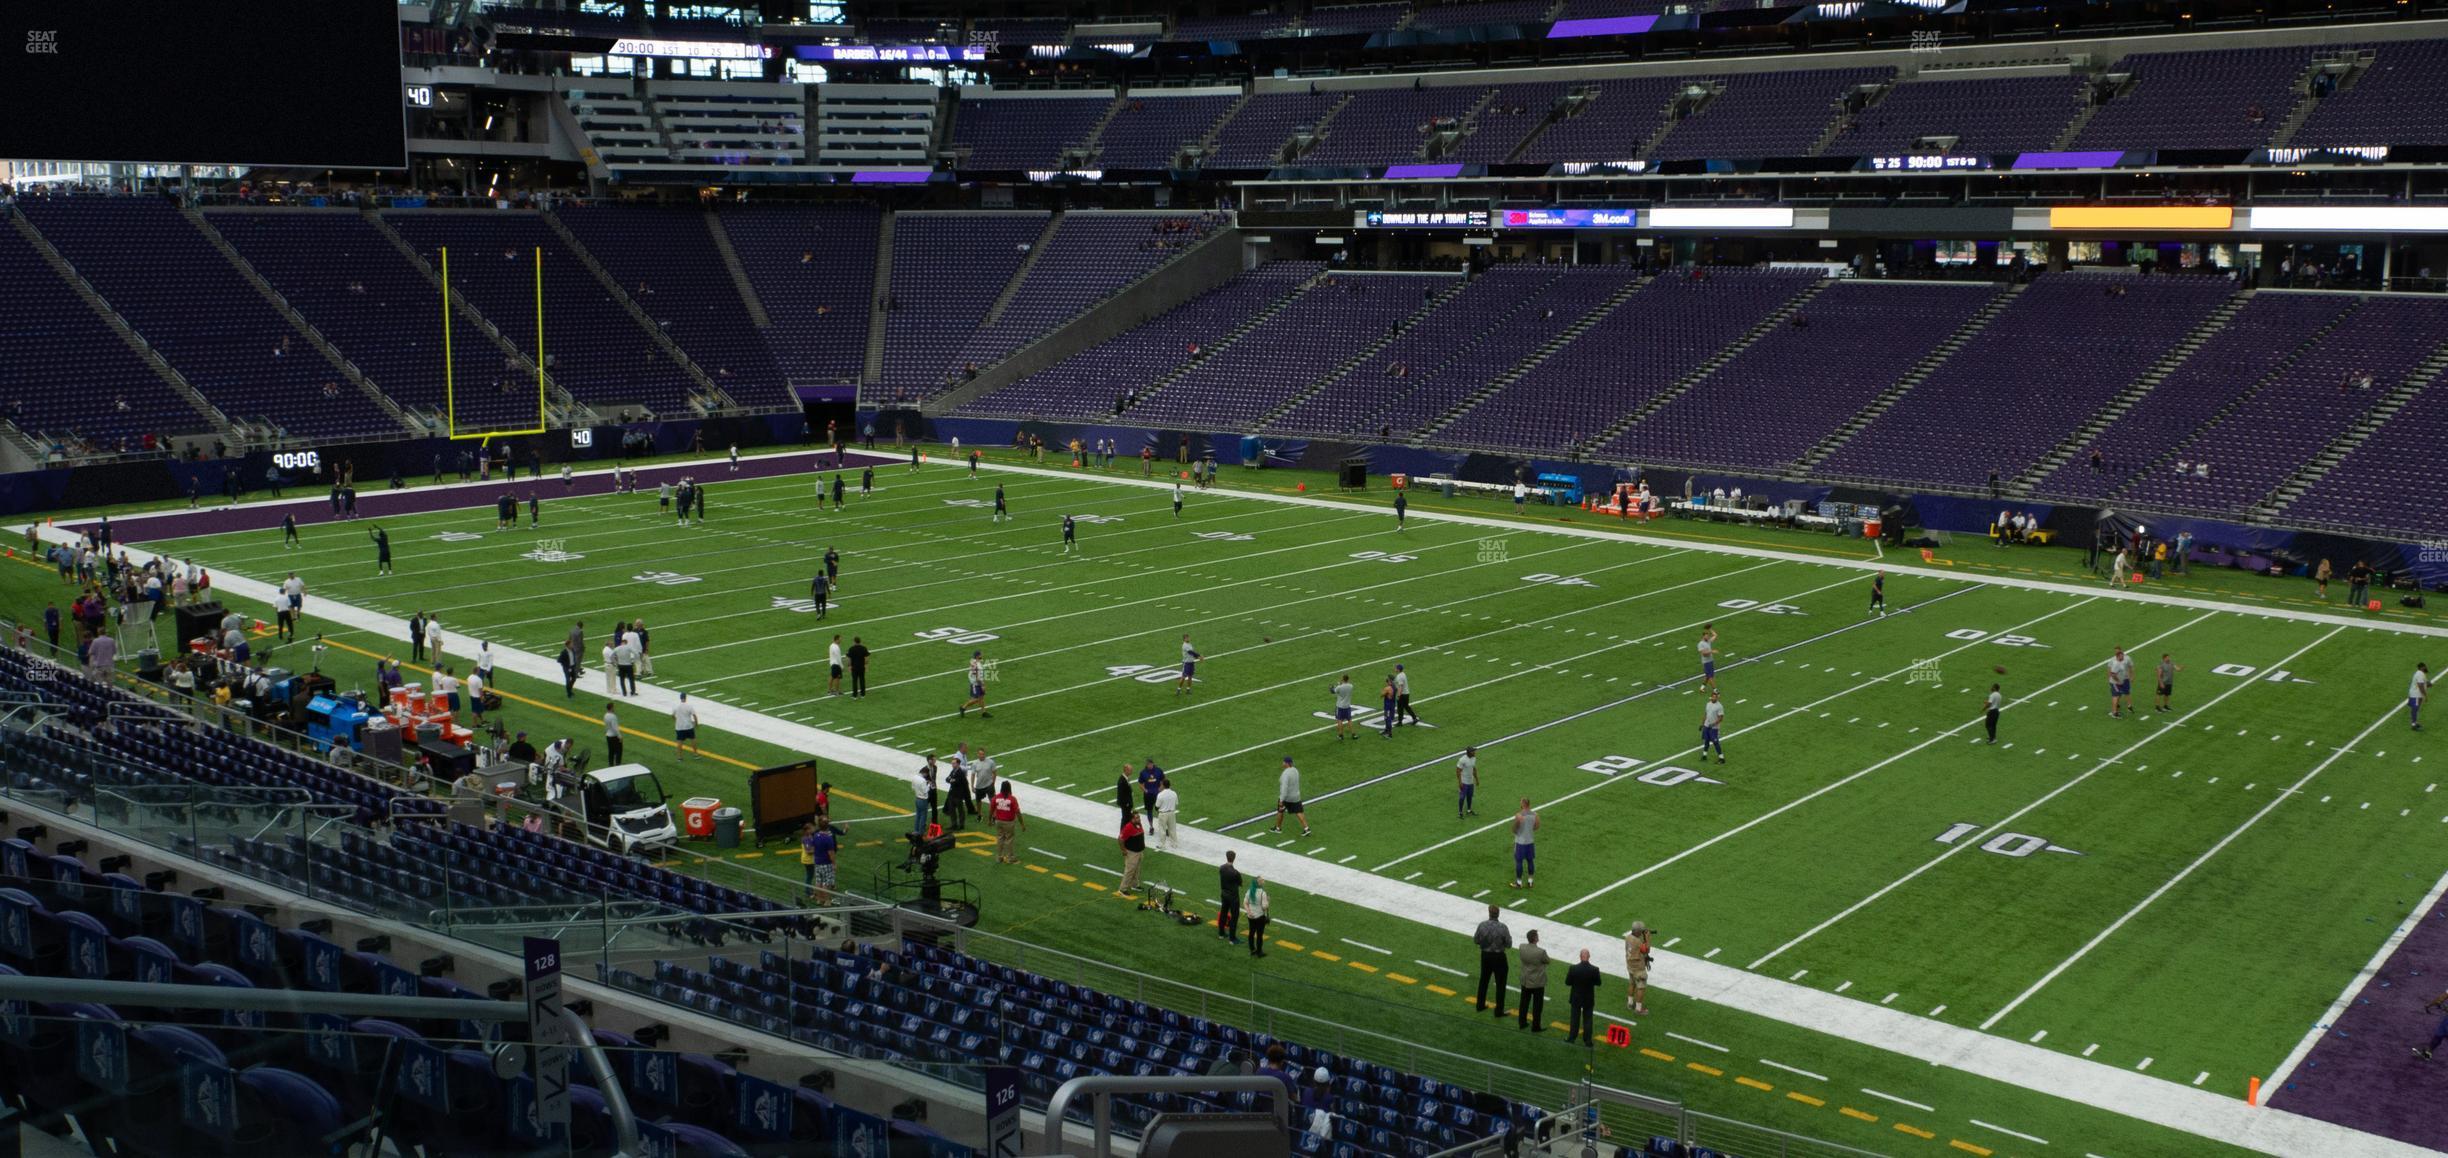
989,783 -> 1024,863
1140,445 -> 1155,477
1118,809 -> 1146,896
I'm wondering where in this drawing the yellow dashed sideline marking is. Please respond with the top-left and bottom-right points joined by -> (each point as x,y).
1735,1077 -> 1774,1092
1948,1141 -> 1992,1156
1025,864 -> 1048,874
1386,973 -> 1418,985
1311,950 -> 1342,963
1840,1107 -> 1878,1123
1787,1092 -> 1825,1108
1425,984 -> 1456,997
1687,1063 -> 1723,1077
1895,1123 -> 1936,1140
1275,941 -> 1305,952
1052,873 -> 1077,882
1347,961 -> 1378,974
1640,1048 -> 1676,1063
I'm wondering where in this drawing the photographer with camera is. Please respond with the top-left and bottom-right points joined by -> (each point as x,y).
1117,809 -> 1147,896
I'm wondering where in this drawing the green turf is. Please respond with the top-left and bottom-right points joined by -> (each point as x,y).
23,446 -> 2443,1158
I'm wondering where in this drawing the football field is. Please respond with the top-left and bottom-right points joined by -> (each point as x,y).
116,452 -> 2447,1155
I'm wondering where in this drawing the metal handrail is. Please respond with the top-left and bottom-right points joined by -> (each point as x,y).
1043,1074 -> 1293,1157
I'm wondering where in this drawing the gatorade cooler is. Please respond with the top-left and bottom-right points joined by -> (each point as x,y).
1863,516 -> 1883,539
1390,473 -> 1408,490
391,685 -> 417,713
682,797 -> 722,839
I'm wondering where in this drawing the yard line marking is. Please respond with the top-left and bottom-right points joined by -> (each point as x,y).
2028,1030 -> 2048,1044
1790,969 -> 1810,982
1436,880 -> 1457,890
1273,919 -> 1319,934
1981,694 -> 2391,1031
1662,937 -> 1681,949
1413,960 -> 1467,977
1340,939 -> 1390,955
1084,864 -> 1119,876
1472,889 -> 1491,899
1759,1058 -> 1828,1082
1373,579 -> 2011,867
1206,562 -> 1834,804
2083,1043 -> 2099,1057
1929,1004 -> 1947,1017
1667,1032 -> 1729,1053
1403,871 -> 1423,881
1881,993 -> 1898,1005
1540,599 -> 2171,913
1189,817 -> 1209,826
1339,854 -> 1358,864
2192,1072 -> 2209,1087
1756,624 -> 2340,972
1834,981 -> 1852,993
2266,861 -> 2448,1094
1862,1088 -> 1936,1113
1029,848 -> 1069,861
1704,947 -> 1721,959
1972,1119 -> 2050,1145
2137,1057 -> 2152,1071
1582,916 -> 1603,927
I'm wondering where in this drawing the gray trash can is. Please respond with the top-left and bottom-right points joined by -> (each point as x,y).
713,806 -> 744,849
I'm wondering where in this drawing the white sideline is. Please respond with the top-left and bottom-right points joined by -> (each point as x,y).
24,456 -> 2443,1158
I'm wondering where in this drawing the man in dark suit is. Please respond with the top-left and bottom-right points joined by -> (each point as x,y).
1473,905 -> 1512,1017
557,640 -> 581,699
1563,950 -> 1604,1044
408,611 -> 428,663
1217,851 -> 1243,942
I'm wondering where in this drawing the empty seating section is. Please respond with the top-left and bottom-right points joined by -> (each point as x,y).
1305,2 -> 1412,33
1170,13 -> 1298,39
1819,275 -> 2234,488
1554,0 -> 1680,15
385,211 -> 699,415
2116,297 -> 2448,514
19,199 -> 383,442
2072,47 -> 2310,151
954,92 -> 1116,171
616,938 -> 1546,1154
0,837 -> 835,1157
1208,92 -> 1346,168
1441,268 -> 1824,454
1306,86 -> 1491,166
2292,40 -> 2448,148
1514,77 -> 1686,164
1095,93 -> 1241,168
206,211 -> 528,434
878,213 -> 1048,398
1831,75 -> 2086,156
1652,68 -> 1888,161
1127,274 -> 1439,428
557,204 -> 786,406
1268,265 -> 1569,436
655,89 -> 807,167
2288,379 -> 2448,537
1448,82 -> 1575,163
2032,293 -> 2354,503
961,264 -> 1323,419
1373,265 -> 1642,437
943,214 -> 1221,380
0,218 -> 200,448
714,204 -> 878,385
1408,0 -> 1559,29
1603,282 -> 2000,471
566,93 -> 665,167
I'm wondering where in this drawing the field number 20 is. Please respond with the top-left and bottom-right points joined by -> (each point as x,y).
1946,629 -> 2042,647
915,626 -> 1000,645
1351,551 -> 1415,563
1717,599 -> 1802,615
1576,755 -> 1716,787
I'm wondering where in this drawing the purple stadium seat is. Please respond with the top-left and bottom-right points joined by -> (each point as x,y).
954,93 -> 1116,171
1650,68 -> 1889,161
2291,40 -> 2448,148
0,207 -> 205,451
877,212 -> 1048,402
19,197 -> 394,442
1819,273 -> 2236,489
714,204 -> 879,386
1125,272 -> 1444,428
1829,74 -> 2087,156
2072,46 -> 2313,151
555,204 -> 788,407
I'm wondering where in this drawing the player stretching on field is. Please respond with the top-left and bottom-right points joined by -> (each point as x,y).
961,650 -> 993,719
2106,647 -> 2135,719
369,526 -> 392,576
1700,691 -> 1726,764
1177,635 -> 1201,696
1698,625 -> 1719,691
